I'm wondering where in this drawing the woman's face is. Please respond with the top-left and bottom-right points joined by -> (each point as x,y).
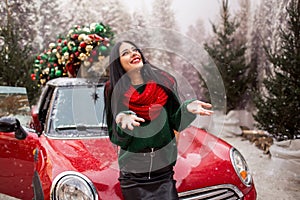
119,42 -> 143,72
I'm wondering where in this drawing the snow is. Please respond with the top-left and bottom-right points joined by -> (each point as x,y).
223,136 -> 300,200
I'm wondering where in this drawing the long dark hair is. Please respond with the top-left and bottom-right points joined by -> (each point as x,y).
104,40 -> 178,140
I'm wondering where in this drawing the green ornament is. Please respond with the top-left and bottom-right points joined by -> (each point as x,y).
72,46 -> 78,52
55,70 -> 62,77
41,54 -> 48,60
34,64 -> 41,69
49,57 -> 56,63
95,24 -> 104,32
62,46 -> 69,53
49,70 -> 55,78
99,45 -> 107,52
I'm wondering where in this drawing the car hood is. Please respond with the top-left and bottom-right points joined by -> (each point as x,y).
37,126 -> 240,198
175,126 -> 240,192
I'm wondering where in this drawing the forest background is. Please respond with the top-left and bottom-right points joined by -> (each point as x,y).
0,0 -> 298,141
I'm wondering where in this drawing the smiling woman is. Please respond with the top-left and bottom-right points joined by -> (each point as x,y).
119,43 -> 144,76
104,40 -> 213,199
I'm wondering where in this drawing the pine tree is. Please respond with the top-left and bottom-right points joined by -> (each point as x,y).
149,0 -> 178,68
56,0 -> 132,36
35,0 -> 65,51
0,14 -> 38,104
183,18 -> 207,100
235,0 -> 250,45
0,0 -> 38,52
253,0 -> 289,81
248,6 -> 263,92
58,0 -> 97,27
186,18 -> 206,44
203,0 -> 251,113
128,9 -> 151,50
254,0 -> 300,140
99,0 -> 132,35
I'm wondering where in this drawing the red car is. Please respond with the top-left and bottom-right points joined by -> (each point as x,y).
0,78 -> 256,200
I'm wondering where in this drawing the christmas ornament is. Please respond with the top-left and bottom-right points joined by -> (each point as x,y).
31,22 -> 114,86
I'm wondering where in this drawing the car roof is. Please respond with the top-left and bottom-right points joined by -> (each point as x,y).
46,77 -> 108,87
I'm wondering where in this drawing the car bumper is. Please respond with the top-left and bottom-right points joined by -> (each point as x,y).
244,185 -> 257,200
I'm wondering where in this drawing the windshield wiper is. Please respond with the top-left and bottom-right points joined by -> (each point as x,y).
55,124 -> 107,132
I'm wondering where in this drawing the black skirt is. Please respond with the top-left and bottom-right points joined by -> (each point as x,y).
119,165 -> 179,200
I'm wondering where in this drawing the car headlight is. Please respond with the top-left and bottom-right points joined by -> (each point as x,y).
50,171 -> 98,200
230,148 -> 252,187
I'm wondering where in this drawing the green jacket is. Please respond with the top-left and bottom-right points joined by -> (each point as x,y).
108,85 -> 196,172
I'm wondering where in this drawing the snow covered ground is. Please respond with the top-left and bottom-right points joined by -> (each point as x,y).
223,136 -> 300,200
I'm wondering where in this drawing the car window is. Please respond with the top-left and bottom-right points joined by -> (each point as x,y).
48,85 -> 107,138
0,86 -> 31,126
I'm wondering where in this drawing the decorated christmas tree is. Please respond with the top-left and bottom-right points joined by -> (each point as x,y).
254,0 -> 300,140
31,22 -> 114,86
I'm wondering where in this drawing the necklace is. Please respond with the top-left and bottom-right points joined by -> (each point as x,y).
131,79 -> 144,85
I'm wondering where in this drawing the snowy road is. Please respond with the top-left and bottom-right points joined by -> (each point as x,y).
223,136 -> 300,200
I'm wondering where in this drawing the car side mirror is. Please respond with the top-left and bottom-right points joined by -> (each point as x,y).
0,117 -> 27,140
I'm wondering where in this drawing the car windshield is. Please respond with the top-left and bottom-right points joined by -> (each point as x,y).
49,85 -> 107,138
0,86 -> 31,126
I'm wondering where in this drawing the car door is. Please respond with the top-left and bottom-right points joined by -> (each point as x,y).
0,86 -> 38,199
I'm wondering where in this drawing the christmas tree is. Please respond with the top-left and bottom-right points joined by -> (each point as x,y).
203,0 -> 251,113
254,0 -> 300,140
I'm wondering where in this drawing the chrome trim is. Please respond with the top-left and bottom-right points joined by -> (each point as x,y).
50,171 -> 98,200
178,184 -> 244,199
44,134 -> 109,140
230,147 -> 252,187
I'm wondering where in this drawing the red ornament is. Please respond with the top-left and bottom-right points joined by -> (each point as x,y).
103,38 -> 110,46
72,34 -> 79,40
66,62 -> 75,77
31,74 -> 36,81
89,34 -> 103,42
91,50 -> 97,56
79,42 -> 87,48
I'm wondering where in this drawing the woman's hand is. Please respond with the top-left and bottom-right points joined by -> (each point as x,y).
187,100 -> 213,116
116,112 -> 145,130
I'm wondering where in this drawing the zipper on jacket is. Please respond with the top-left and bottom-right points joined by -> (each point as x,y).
148,148 -> 155,179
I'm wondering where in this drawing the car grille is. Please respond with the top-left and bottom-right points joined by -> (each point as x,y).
178,184 -> 244,200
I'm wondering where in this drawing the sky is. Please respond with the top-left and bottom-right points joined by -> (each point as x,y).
124,0 -> 262,33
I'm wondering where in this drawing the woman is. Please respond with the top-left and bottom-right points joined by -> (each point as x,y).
104,41 -> 213,200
